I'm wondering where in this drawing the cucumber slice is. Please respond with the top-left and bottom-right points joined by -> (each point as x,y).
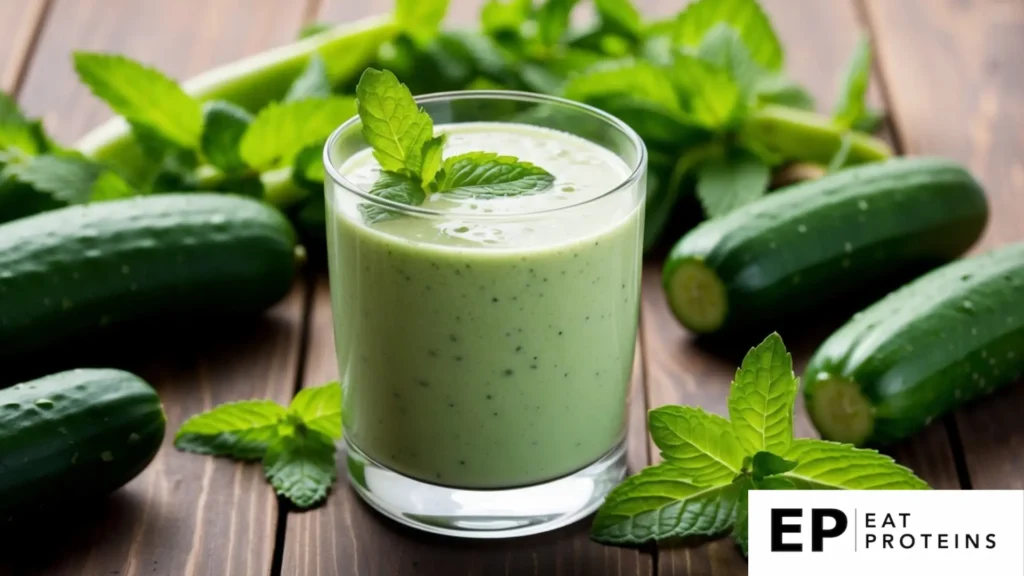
664,257 -> 728,334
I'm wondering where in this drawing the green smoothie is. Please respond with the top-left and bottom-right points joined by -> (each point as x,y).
328,122 -> 643,489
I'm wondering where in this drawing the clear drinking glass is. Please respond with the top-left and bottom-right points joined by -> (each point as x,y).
324,91 -> 647,538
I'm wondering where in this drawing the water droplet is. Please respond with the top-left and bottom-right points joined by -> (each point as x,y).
797,224 -> 807,233
121,265 -> 131,274
35,399 -> 54,409
844,242 -> 853,253
857,199 -> 869,210
961,300 -> 974,312
210,214 -> 226,225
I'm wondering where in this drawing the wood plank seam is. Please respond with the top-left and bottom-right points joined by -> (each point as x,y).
1,0 -> 51,95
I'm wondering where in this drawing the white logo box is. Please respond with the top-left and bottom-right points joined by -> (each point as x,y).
749,490 -> 1024,576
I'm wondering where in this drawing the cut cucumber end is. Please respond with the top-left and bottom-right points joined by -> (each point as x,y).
807,377 -> 875,446
665,258 -> 728,334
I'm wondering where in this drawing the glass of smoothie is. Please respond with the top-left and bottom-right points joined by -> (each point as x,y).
324,90 -> 646,538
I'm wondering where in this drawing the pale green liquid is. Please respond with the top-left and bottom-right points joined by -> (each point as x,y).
328,123 -> 643,488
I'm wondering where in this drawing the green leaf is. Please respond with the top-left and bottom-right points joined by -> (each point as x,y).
292,144 -> 326,192
0,92 -> 28,125
695,151 -> 770,218
298,22 -> 333,40
853,107 -> 884,132
481,0 -> 532,35
595,0 -> 643,38
240,96 -> 356,170
827,132 -> 854,173
284,54 -> 332,103
754,73 -> 815,110
174,400 -> 288,460
696,24 -> 763,98
419,135 -> 446,187
731,476 -> 753,555
758,438 -> 929,490
674,0 -> 783,71
833,35 -> 872,130
355,68 -> 433,175
591,461 -> 742,544
359,171 -> 426,223
727,332 -> 798,455
672,54 -> 741,128
0,93 -> 40,155
263,427 -> 337,508
563,60 -> 682,117
289,382 -> 343,440
437,152 -> 555,198
73,52 -> 202,149
90,170 -> 136,202
201,100 -> 253,173
396,0 -> 451,44
751,451 -> 798,481
648,405 -> 744,484
6,154 -> 120,205
536,0 -> 580,47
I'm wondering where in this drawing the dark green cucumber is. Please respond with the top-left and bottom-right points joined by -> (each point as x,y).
663,157 -> 988,334
0,194 -> 298,355
0,369 -> 165,514
804,242 -> 1024,445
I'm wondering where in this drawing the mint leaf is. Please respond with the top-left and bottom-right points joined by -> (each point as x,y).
74,52 -> 202,150
481,0 -> 532,35
732,476 -> 752,555
355,68 -> 433,175
201,101 -> 253,173
284,54 -> 331,103
0,93 -> 41,155
833,35 -> 872,130
0,92 -> 28,125
289,382 -> 343,440
754,73 -> 815,110
397,0 -> 451,44
591,461 -> 742,544
175,400 -> 288,460
672,54 -> 741,128
298,22 -> 333,40
6,154 -> 126,205
695,152 -> 770,217
648,405 -> 744,484
595,0 -> 642,38
438,152 -> 554,198
240,96 -> 356,170
263,426 -> 337,508
674,0 -> 783,71
90,170 -> 136,202
536,0 -> 580,47
727,332 -> 798,455
696,24 -> 762,98
292,144 -> 326,192
751,451 -> 798,481
758,439 -> 929,490
359,171 -> 426,224
853,108 -> 884,132
564,60 -> 683,117
419,135 -> 446,187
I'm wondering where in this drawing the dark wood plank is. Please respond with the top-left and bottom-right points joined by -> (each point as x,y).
0,0 -> 48,93
640,0 -> 964,573
863,0 -> 1024,489
282,275 -> 653,576
0,1 -> 312,574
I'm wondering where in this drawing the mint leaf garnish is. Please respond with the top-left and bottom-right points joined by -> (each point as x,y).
762,439 -> 929,490
358,171 -> 427,224
728,333 -> 798,455
200,101 -> 253,173
731,476 -> 752,555
833,35 -> 872,130
751,451 -> 798,481
284,54 -> 332,103
355,69 -> 434,175
674,0 -> 783,71
419,135 -> 447,187
592,461 -> 742,544
240,96 -> 356,170
288,381 -> 343,440
438,152 -> 554,198
73,52 -> 202,150
174,400 -> 288,460
695,151 -> 770,217
648,405 -> 744,484
263,426 -> 337,509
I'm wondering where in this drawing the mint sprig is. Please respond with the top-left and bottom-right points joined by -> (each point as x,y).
591,333 -> 929,551
174,381 -> 343,509
353,68 -> 555,223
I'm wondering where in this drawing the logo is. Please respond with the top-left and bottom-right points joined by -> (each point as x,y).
749,491 -> 1024,576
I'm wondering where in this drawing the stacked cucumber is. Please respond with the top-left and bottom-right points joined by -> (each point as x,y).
664,156 -> 1024,446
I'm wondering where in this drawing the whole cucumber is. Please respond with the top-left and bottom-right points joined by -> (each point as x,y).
0,369 -> 165,514
663,157 -> 988,334
804,242 -> 1024,445
0,194 -> 298,355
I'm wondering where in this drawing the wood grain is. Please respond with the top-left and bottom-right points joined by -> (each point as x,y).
0,0 -> 48,94
863,0 -> 1024,489
0,1 -> 312,574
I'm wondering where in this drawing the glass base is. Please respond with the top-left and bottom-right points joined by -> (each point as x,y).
345,437 -> 627,539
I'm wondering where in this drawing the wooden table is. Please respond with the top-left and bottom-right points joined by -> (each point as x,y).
0,0 -> 1020,574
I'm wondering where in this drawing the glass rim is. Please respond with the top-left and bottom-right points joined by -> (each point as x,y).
322,90 -> 647,219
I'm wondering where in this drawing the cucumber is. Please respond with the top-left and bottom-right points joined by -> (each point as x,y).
662,157 -> 988,334
0,369 -> 165,514
804,243 -> 1024,446
0,194 -> 298,355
